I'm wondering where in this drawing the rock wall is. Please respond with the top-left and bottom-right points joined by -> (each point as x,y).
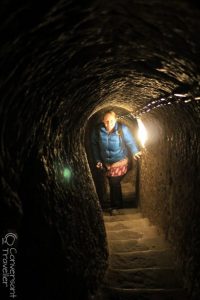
0,0 -> 200,299
140,105 -> 200,298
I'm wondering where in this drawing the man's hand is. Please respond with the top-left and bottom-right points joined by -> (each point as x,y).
96,162 -> 103,169
133,151 -> 142,160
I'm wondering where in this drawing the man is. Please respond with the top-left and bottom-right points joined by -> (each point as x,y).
91,110 -> 141,215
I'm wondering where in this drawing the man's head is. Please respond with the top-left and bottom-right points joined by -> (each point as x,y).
103,110 -> 117,132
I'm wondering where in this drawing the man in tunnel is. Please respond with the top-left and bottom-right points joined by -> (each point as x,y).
91,110 -> 141,215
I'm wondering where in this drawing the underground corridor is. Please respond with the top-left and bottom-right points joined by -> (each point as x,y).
0,0 -> 200,300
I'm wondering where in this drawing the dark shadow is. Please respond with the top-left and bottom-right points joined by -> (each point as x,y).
85,107 -> 141,210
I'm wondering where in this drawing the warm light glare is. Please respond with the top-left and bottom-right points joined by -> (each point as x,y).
137,118 -> 148,148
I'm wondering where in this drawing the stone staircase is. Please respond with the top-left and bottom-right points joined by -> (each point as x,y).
95,208 -> 188,300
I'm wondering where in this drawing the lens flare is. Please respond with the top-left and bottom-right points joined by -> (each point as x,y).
137,118 -> 148,148
63,168 -> 71,181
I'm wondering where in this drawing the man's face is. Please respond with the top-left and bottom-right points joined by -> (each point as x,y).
103,113 -> 117,132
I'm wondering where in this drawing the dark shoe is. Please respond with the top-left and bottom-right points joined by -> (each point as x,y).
105,208 -> 113,216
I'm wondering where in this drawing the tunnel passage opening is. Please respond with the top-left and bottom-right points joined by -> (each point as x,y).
85,106 -> 141,211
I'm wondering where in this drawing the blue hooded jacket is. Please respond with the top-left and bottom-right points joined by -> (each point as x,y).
91,122 -> 139,164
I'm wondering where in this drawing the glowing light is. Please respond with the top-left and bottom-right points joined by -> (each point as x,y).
137,118 -> 148,148
174,93 -> 188,97
63,168 -> 71,181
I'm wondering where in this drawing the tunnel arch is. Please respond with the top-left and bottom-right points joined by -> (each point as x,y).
0,0 -> 200,299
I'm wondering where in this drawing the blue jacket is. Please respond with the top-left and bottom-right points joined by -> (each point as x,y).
91,122 -> 139,164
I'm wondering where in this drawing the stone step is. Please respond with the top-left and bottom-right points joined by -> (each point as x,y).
99,209 -> 187,300
115,208 -> 140,214
108,237 -> 170,253
104,213 -> 143,222
105,218 -> 150,231
106,227 -> 159,240
97,287 -> 188,300
103,209 -> 142,221
109,249 -> 176,269
104,267 -> 182,289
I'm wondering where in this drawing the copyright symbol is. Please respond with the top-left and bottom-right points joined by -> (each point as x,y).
2,233 -> 18,246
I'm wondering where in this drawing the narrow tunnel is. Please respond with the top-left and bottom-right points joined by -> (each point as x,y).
0,0 -> 200,299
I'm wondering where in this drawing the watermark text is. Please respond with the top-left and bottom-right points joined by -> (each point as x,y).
2,232 -> 18,298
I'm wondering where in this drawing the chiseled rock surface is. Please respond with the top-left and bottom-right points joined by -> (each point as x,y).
96,208 -> 188,299
0,0 -> 200,299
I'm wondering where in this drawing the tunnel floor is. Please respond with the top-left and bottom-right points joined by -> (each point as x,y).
95,208 -> 188,300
